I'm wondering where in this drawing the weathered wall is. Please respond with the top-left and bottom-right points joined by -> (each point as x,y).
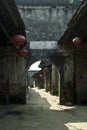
44,68 -> 51,92
16,0 -> 81,6
37,78 -> 44,89
75,43 -> 87,104
62,56 -> 76,105
58,39 -> 87,105
0,46 -> 26,104
19,6 -> 76,42
50,64 -> 59,95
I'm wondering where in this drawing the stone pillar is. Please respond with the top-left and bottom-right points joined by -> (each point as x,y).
59,56 -> 75,105
51,64 -> 58,95
44,71 -> 51,92
75,43 -> 87,104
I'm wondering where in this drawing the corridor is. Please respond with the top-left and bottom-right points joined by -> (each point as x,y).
0,87 -> 87,130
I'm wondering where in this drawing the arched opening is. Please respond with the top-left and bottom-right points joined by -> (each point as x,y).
29,61 -> 41,71
27,58 -> 62,104
27,61 -> 41,88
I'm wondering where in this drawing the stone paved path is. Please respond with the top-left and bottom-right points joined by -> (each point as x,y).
0,87 -> 87,130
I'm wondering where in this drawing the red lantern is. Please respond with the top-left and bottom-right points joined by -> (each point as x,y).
72,37 -> 82,44
11,35 -> 26,45
44,67 -> 48,73
18,48 -> 28,57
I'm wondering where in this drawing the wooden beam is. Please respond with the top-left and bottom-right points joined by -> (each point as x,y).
2,0 -> 18,27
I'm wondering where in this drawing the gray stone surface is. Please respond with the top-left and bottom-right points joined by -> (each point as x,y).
16,0 -> 81,6
0,88 -> 87,130
18,6 -> 76,42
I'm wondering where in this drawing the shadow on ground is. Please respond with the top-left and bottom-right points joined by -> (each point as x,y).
0,87 -> 87,130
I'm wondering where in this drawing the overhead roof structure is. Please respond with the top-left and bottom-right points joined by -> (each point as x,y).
58,0 -> 87,46
15,0 -> 81,6
0,0 -> 25,45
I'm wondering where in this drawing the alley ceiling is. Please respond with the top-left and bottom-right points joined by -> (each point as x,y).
0,0 -> 25,45
15,0 -> 81,6
58,0 -> 87,46
15,0 -> 81,42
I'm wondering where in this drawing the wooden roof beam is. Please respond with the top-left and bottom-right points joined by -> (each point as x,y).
2,0 -> 18,27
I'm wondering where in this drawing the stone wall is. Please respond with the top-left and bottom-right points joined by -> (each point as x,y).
0,46 -> 26,104
62,56 -> 76,105
16,0 -> 81,6
44,67 -> 51,92
58,39 -> 87,105
75,43 -> 87,104
18,6 -> 76,42
50,64 -> 59,95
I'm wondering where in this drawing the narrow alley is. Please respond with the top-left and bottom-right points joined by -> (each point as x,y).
0,0 -> 87,130
0,87 -> 87,130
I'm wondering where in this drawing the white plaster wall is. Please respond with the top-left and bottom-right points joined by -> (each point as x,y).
30,41 -> 57,49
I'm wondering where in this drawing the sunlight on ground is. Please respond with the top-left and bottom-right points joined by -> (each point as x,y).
65,122 -> 87,130
34,87 -> 75,111
27,87 -> 87,130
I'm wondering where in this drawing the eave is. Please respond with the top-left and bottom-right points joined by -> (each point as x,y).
58,0 -> 87,49
0,0 -> 25,45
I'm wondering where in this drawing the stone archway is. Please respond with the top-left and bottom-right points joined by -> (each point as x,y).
27,49 -> 76,105
27,48 -> 66,104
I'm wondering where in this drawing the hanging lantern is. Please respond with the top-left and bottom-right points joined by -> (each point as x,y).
72,37 -> 82,44
39,74 -> 44,78
18,47 -> 28,57
44,67 -> 49,73
11,35 -> 26,45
